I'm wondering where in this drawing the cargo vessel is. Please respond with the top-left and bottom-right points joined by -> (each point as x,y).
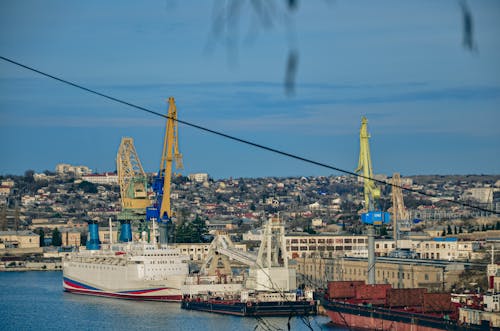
181,290 -> 317,317
322,281 -> 499,330
62,221 -> 190,301
323,300 -> 491,331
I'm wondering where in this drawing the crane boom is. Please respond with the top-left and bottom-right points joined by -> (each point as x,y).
355,116 -> 380,211
116,137 -> 150,211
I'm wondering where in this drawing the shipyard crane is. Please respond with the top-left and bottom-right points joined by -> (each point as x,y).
146,97 -> 183,244
390,173 -> 410,246
200,217 -> 296,292
354,116 -> 390,284
116,137 -> 151,241
117,137 -> 150,211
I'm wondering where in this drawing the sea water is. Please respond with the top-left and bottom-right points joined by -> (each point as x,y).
0,272 -> 346,331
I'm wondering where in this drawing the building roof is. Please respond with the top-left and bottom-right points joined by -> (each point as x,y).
0,231 -> 38,236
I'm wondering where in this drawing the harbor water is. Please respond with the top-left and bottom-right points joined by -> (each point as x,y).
0,272 -> 346,331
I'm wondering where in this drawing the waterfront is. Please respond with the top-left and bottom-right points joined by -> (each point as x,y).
0,272 -> 343,331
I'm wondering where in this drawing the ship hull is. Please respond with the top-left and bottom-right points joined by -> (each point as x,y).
324,301 -> 490,331
63,276 -> 182,302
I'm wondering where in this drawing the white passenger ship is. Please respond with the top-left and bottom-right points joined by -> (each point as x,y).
63,242 -> 189,301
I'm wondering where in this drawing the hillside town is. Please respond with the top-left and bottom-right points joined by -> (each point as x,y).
1,164 -> 499,292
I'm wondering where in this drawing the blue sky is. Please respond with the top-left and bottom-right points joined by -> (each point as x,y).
1,0 -> 499,179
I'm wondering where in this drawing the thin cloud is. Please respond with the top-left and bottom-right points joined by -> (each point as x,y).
1,115 -> 162,128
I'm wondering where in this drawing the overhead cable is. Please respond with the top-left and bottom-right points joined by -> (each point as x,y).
1,55 -> 498,215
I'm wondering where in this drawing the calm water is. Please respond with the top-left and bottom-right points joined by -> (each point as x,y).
0,272 -> 345,331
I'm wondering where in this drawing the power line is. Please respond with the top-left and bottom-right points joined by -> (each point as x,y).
1,55 -> 498,215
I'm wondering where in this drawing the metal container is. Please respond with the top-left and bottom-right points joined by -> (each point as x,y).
386,288 -> 426,307
423,292 -> 454,313
327,281 -> 364,299
355,284 -> 392,300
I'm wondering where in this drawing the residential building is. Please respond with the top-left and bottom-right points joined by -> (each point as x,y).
61,229 -> 81,247
82,172 -> 118,185
0,186 -> 10,196
175,243 -> 210,261
285,234 -> 367,259
413,238 -> 480,261
189,173 -> 209,183
0,231 -> 40,248
55,163 -> 92,178
242,229 -> 263,241
1,180 -> 15,187
463,187 -> 495,204
98,227 -> 119,244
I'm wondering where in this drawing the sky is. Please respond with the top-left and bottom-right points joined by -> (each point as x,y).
1,0 -> 499,179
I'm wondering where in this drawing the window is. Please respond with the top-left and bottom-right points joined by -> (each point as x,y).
424,274 -> 429,280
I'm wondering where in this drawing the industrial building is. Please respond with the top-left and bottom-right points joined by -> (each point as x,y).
295,255 -> 465,292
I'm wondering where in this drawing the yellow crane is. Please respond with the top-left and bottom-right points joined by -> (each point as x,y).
116,137 -> 150,212
158,96 -> 183,220
354,116 -> 389,284
147,97 -> 183,243
355,116 -> 381,212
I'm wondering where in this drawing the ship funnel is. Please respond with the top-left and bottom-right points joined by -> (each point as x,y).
86,220 -> 100,250
119,220 -> 132,242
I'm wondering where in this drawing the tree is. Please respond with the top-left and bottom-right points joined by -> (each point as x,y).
379,226 -> 388,237
52,228 -> 62,246
175,216 -> 207,243
24,170 -> 35,183
80,232 -> 87,246
441,229 -> 446,237
447,224 -> 452,235
35,228 -> 45,247
78,180 -> 97,194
